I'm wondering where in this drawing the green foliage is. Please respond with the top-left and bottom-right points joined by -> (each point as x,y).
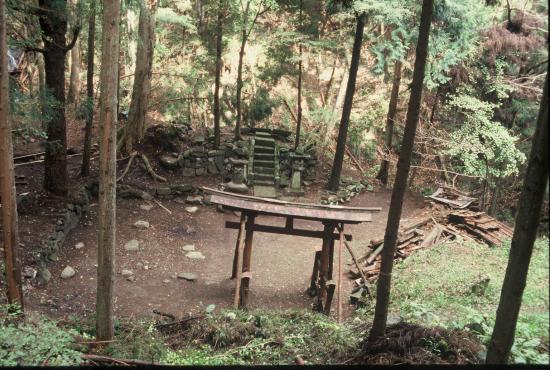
384,238 -> 549,364
0,305 -> 83,366
156,7 -> 196,31
162,309 -> 360,365
445,92 -> 526,182
9,82 -> 56,143
246,87 -> 280,125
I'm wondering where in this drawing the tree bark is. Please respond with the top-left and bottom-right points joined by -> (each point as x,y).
376,60 -> 402,186
369,0 -> 434,340
121,0 -> 156,155
81,0 -> 96,176
96,0 -> 120,342
0,0 -> 24,309
39,0 -> 71,195
235,1 -> 251,141
486,72 -> 549,364
327,14 -> 366,191
213,0 -> 223,148
294,0 -> 303,150
67,0 -> 80,106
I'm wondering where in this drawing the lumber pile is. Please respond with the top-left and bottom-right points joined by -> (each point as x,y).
348,217 -> 454,282
349,205 -> 514,286
447,210 -> 514,246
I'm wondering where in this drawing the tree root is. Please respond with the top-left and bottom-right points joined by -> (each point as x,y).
116,151 -> 167,183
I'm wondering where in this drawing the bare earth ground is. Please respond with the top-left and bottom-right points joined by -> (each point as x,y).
5,120 -> 426,322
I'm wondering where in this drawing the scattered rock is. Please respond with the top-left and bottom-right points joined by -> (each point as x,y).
124,239 -> 140,251
61,266 -> 76,279
162,279 -> 171,284
126,276 -> 135,282
134,220 -> 150,229
23,266 -> 37,279
185,195 -> 203,205
144,265 -> 149,270
224,312 -> 237,320
182,244 -> 195,252
75,242 -> 85,249
136,262 -> 143,269
185,251 -> 205,260
121,269 -> 134,277
185,206 -> 198,214
140,203 -> 154,211
177,272 -> 197,281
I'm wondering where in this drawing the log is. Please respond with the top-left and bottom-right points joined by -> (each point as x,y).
82,354 -> 159,366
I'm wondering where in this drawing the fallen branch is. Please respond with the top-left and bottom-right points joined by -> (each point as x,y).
153,199 -> 172,215
81,354 -> 159,366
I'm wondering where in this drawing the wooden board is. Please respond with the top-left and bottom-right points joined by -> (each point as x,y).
204,187 -> 380,223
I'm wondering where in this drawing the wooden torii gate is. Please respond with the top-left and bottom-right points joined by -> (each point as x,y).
203,187 -> 381,319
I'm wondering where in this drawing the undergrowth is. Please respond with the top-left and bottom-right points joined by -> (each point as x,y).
0,305 -> 84,366
373,237 -> 549,364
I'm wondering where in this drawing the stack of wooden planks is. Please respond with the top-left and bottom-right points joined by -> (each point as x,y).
349,207 -> 514,285
447,210 -> 514,246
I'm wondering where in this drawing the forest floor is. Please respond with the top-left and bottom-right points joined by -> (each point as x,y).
3,118 -> 548,365
8,117 -> 426,322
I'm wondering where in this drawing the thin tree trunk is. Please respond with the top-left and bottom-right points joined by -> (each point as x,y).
213,0 -> 223,148
126,7 -> 139,89
235,36 -> 246,140
121,0 -> 156,154
327,14 -> 366,191
369,0 -> 434,340
96,0 -> 120,342
81,0 -> 96,176
486,72 -> 549,364
376,60 -> 402,186
0,0 -> 24,309
67,0 -> 80,106
294,0 -> 303,150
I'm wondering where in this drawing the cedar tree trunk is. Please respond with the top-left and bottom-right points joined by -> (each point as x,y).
81,0 -> 95,176
122,0 -> 156,154
327,14 -> 366,191
369,0 -> 434,340
96,0 -> 120,342
0,0 -> 24,308
485,72 -> 549,364
376,60 -> 402,185
213,0 -> 223,148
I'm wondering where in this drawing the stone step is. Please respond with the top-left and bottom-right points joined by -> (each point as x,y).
254,173 -> 275,182
255,131 -> 273,138
254,153 -> 275,160
254,179 -> 275,186
253,185 -> 277,198
253,166 -> 274,175
255,145 -> 275,154
255,137 -> 275,147
254,160 -> 275,168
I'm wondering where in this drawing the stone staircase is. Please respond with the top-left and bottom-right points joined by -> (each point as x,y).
250,131 -> 279,197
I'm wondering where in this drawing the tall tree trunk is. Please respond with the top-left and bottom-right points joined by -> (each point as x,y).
235,37 -> 247,140
96,0 -> 120,342
213,0 -> 223,148
369,0 -> 434,340
376,60 -> 402,186
235,2 -> 250,141
126,7 -> 139,89
0,0 -> 24,309
294,0 -> 303,150
81,0 -> 96,176
121,0 -> 156,154
327,14 -> 366,191
486,73 -> 549,364
39,0 -> 71,195
67,0 -> 80,106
